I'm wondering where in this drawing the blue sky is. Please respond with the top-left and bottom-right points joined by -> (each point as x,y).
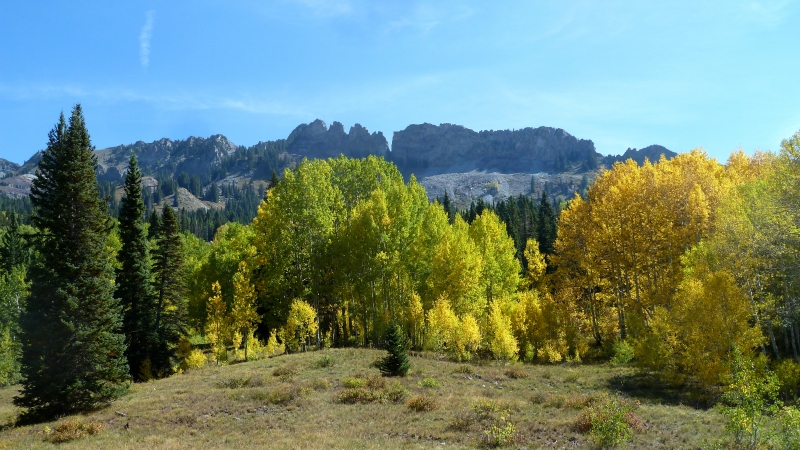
1,1 -> 799,164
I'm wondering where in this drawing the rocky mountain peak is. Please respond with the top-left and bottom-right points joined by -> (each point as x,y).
287,119 -> 389,159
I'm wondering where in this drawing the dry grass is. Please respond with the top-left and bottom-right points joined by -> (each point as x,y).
0,348 -> 731,449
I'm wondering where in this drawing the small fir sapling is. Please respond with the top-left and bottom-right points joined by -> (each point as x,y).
377,322 -> 410,377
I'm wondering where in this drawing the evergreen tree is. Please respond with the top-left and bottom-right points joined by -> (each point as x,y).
537,192 -> 558,258
0,213 -> 29,274
15,106 -> 129,420
151,205 -> 185,375
116,154 -> 158,381
270,170 -> 279,190
377,322 -> 410,377
147,207 -> 161,240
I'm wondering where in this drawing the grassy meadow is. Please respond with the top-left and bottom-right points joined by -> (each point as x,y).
0,348 -> 730,449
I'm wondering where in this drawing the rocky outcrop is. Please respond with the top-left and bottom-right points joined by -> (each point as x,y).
97,134 -> 239,180
286,119 -> 389,160
0,158 -> 20,178
605,145 -> 676,166
390,123 -> 600,177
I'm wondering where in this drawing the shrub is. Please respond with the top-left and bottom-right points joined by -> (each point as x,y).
575,395 -> 641,447
272,365 -> 298,381
418,377 -> 441,388
217,375 -> 264,389
257,387 -> 295,405
721,347 -> 781,450
777,406 -> 800,450
341,377 -> 366,388
407,395 -> 439,412
311,378 -> 330,390
564,394 -> 596,409
481,412 -> 517,448
313,354 -> 336,369
184,349 -> 207,370
775,359 -> 800,402
448,411 -> 475,431
365,373 -> 387,389
610,340 -> 635,366
472,399 -> 500,420
338,388 -> 381,404
453,365 -> 476,375
383,382 -> 410,403
46,418 -> 104,443
504,367 -> 529,379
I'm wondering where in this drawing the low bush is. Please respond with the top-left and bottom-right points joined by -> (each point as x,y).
382,382 -> 410,403
448,411 -> 475,431
777,406 -> 800,450
217,375 -> 264,389
453,365 -> 476,375
775,359 -> 800,403
418,377 -> 441,388
250,387 -> 296,405
338,387 -> 381,404
46,419 -> 104,444
610,340 -> 635,366
574,395 -> 642,447
504,367 -> 529,379
365,373 -> 386,389
341,377 -> 366,388
407,395 -> 439,412
481,411 -> 517,448
311,378 -> 330,390
272,365 -> 298,382
313,354 -> 336,369
184,349 -> 207,370
472,399 -> 500,420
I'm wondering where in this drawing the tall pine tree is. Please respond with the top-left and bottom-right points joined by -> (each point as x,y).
151,205 -> 186,376
15,106 -> 129,420
0,213 -> 29,274
116,154 -> 158,381
537,192 -> 558,272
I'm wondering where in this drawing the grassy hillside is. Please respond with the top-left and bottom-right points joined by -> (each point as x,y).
0,349 -> 727,449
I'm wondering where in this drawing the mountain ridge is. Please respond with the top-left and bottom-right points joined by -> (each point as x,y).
2,121 -> 675,206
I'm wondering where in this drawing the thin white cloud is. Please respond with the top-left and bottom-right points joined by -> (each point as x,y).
743,0 -> 790,26
139,10 -> 155,67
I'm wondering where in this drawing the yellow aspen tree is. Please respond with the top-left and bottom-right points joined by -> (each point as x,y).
285,299 -> 318,353
205,281 -> 229,365
406,292 -> 425,349
468,211 -> 521,308
487,301 -> 519,363
455,314 -> 482,361
424,294 -> 460,354
430,217 -> 484,318
230,261 -> 261,361
523,238 -> 547,289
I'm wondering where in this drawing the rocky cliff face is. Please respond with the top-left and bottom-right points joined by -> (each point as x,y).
286,119 -> 389,160
0,158 -> 20,178
97,134 -> 239,180
605,145 -> 677,166
390,123 -> 600,177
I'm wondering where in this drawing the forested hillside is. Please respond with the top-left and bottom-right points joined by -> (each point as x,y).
0,109 -> 799,447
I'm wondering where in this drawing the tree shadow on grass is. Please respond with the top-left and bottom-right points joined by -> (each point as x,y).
606,371 -> 716,409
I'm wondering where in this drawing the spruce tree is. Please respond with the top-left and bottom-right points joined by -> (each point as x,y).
377,322 -> 410,377
15,106 -> 129,420
0,213 -> 29,274
537,192 -> 558,271
151,205 -> 185,375
270,170 -> 279,190
116,154 -> 158,381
